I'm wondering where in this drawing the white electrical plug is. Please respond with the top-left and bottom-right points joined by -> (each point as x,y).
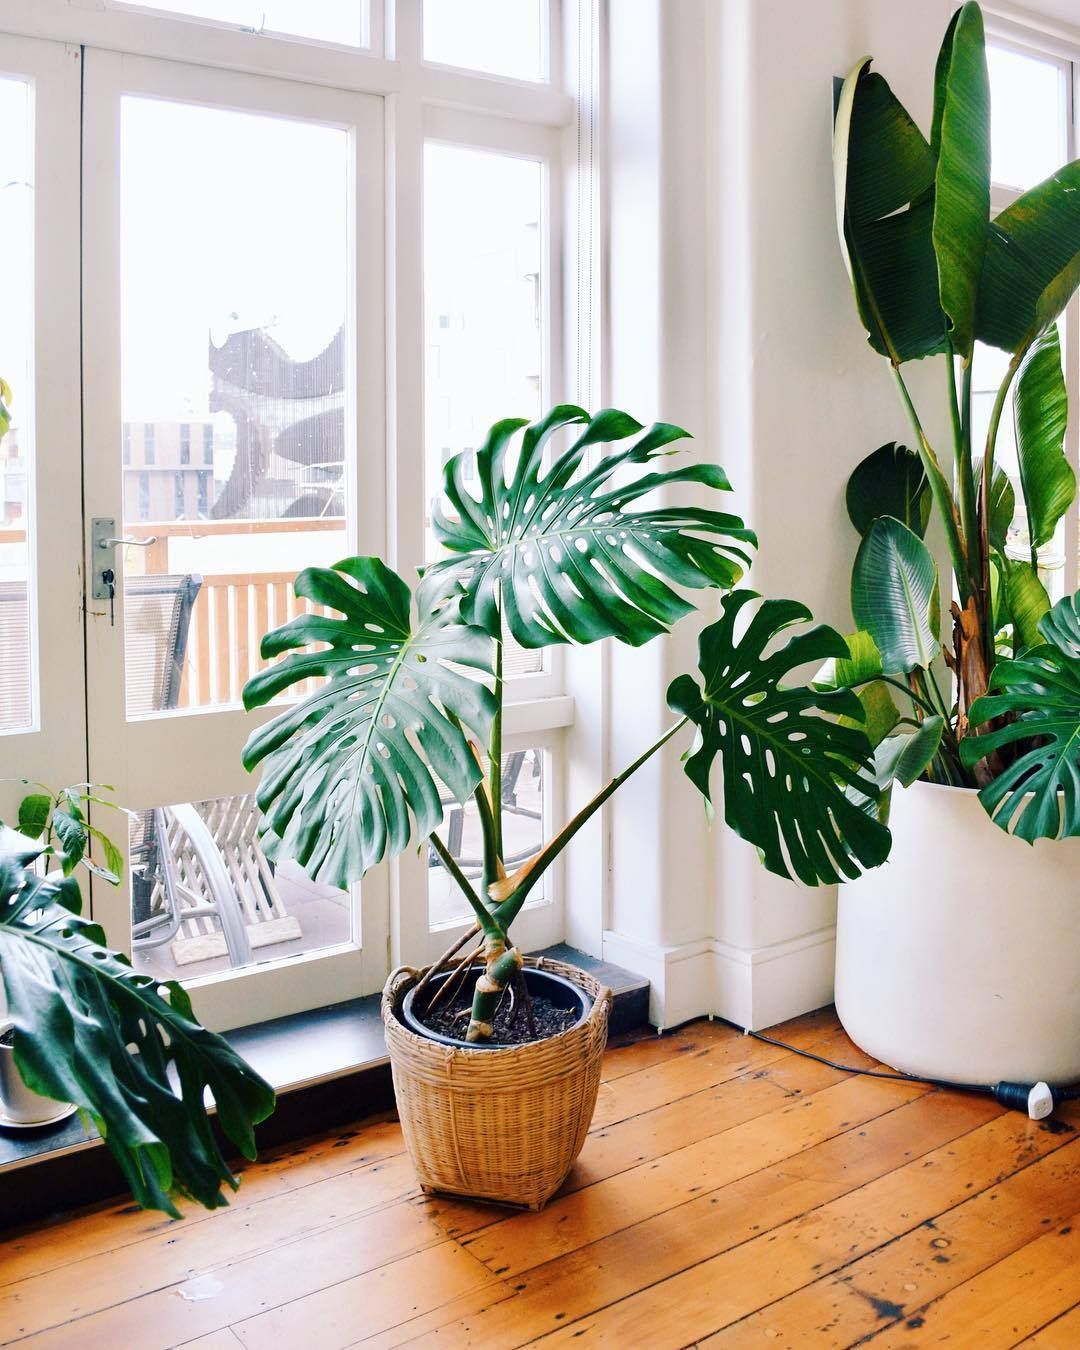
1028,1081 -> 1054,1120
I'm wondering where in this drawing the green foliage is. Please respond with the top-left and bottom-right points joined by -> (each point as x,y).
1013,326 -> 1076,553
3,783 -> 125,884
422,406 -> 755,650
667,591 -> 891,886
930,3 -> 990,361
851,516 -> 940,673
0,859 -> 274,1216
242,556 -> 495,891
845,443 -> 931,539
1004,559 -> 1052,652
961,591 -> 1080,841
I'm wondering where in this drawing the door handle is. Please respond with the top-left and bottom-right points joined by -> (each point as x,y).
90,517 -> 159,601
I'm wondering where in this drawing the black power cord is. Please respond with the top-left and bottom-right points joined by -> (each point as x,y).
744,1029 -> 1080,1120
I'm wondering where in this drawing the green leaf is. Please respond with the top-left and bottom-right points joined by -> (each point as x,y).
851,516 -> 941,673
961,590 -> 1080,841
421,407 -> 755,650
845,442 -> 931,538
1039,589 -> 1080,658
0,859 -> 274,1215
986,462 -> 1015,553
667,591 -> 891,886
873,716 -> 946,790
834,59 -> 946,363
87,824 -> 125,885
242,556 -> 496,890
930,3 -> 990,361
1013,326 -> 1076,550
16,793 -> 52,841
848,681 -> 901,750
976,160 -> 1080,354
812,630 -> 898,750
1004,557 -> 1051,651
51,809 -> 87,876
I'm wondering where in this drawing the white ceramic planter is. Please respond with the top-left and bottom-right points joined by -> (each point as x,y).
0,1021 -> 67,1124
836,780 -> 1080,1085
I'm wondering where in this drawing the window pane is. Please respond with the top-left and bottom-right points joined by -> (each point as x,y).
110,1 -> 368,47
988,44 -> 1067,190
424,0 -> 545,81
0,77 -> 35,734
119,97 -> 352,714
129,793 -> 352,981
428,748 -> 546,927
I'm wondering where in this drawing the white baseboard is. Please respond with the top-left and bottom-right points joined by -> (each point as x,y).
602,926 -> 837,1031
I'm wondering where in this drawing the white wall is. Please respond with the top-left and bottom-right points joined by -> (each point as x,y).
600,0 -> 954,1028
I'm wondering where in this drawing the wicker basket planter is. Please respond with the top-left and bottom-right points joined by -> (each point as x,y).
382,956 -> 611,1210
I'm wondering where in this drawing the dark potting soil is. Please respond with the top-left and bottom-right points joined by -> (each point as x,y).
0,1029 -> 13,1048
415,984 -> 579,1046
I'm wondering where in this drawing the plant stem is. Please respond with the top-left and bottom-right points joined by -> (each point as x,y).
493,717 -> 689,929
489,630 -> 504,861
428,832 -> 501,939
980,350 -> 1024,670
891,364 -> 971,600
950,348 -> 979,583
852,674 -> 938,719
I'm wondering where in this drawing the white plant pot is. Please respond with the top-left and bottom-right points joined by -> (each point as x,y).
0,1021 -> 67,1124
836,780 -> 1080,1085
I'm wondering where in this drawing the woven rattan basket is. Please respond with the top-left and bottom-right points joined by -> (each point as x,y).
382,956 -> 612,1210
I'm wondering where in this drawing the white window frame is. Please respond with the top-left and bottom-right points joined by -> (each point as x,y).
984,11 -> 1080,594
0,0 -> 592,1017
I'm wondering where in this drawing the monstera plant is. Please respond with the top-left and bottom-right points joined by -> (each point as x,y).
832,0 -> 1080,840
243,405 -> 892,1045
0,786 -> 274,1215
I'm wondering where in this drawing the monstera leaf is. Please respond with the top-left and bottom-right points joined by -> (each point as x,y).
421,406 -> 755,649
961,592 -> 1080,841
0,860 -> 274,1216
243,557 -> 495,888
667,591 -> 891,886
852,516 -> 941,673
846,443 -> 931,539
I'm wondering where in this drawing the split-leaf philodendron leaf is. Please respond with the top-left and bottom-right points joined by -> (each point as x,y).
421,405 -> 756,650
667,591 -> 891,886
961,591 -> 1080,841
0,860 -> 274,1216
242,556 -> 495,890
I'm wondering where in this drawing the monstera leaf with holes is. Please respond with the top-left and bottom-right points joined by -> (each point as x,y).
667,591 -> 892,885
960,591 -> 1080,841
243,556 -> 495,890
0,858 -> 274,1216
420,405 -> 756,649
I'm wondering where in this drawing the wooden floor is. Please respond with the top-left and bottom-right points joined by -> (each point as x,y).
2,1008 -> 1080,1349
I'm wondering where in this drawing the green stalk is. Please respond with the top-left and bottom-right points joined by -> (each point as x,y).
489,628 -> 504,862
951,350 -> 979,583
891,365 -> 971,601
493,717 -> 689,930
428,832 -> 502,941
979,350 -> 1024,669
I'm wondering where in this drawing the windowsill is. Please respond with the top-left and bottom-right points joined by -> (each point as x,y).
0,944 -> 647,1178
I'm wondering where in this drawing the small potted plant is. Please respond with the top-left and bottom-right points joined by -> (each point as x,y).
243,405 -> 894,1208
830,2 -> 1080,1083
0,782 -> 275,1212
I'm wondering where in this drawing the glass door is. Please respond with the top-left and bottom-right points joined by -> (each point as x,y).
81,50 -> 388,1029
0,35 -> 84,822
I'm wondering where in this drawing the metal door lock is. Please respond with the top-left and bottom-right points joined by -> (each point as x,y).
90,517 -> 158,600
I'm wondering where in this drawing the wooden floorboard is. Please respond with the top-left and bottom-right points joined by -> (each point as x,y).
1,1010 -> 1077,1349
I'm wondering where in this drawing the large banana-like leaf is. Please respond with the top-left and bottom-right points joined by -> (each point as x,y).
961,592 -> 1080,841
930,2 -> 990,361
242,557 -> 495,889
1014,326 -> 1076,551
851,516 -> 941,673
976,161 -> 1080,354
845,442 -> 931,539
812,630 -> 898,749
422,406 -> 755,649
0,860 -> 274,1216
1004,558 -> 1051,651
667,591 -> 891,886
834,59 -> 946,363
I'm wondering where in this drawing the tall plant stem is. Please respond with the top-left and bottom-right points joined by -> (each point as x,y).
891,364 -> 971,600
428,832 -> 502,939
489,631 -> 504,861
949,347 -> 979,579
493,717 -> 689,929
979,350 -> 1024,668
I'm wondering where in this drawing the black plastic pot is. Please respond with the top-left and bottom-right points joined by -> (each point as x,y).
400,963 -> 592,1050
